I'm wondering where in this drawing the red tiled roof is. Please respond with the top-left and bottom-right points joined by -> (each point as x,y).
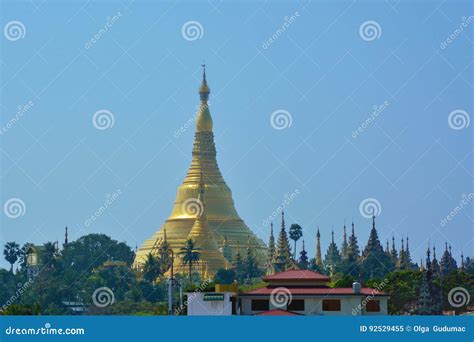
255,309 -> 302,316
263,270 -> 330,281
242,287 -> 387,296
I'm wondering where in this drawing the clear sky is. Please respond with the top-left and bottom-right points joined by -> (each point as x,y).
1,0 -> 472,270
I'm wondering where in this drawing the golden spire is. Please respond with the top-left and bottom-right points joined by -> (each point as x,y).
196,63 -> 213,132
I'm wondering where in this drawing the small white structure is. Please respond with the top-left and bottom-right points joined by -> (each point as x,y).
186,292 -> 235,316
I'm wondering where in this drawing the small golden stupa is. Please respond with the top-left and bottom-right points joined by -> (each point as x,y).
134,65 -> 267,277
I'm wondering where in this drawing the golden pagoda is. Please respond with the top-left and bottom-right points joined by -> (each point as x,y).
185,172 -> 228,276
134,65 -> 267,277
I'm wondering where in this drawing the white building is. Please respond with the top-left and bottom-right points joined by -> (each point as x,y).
240,270 -> 389,316
186,292 -> 236,316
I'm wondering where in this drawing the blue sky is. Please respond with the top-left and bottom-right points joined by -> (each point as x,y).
1,0 -> 472,269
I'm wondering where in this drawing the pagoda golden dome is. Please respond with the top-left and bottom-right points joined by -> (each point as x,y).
134,65 -> 267,277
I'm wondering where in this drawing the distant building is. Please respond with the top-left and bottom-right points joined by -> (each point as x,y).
240,270 -> 388,315
25,245 -> 44,281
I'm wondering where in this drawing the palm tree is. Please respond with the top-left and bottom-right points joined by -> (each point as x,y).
41,242 -> 59,269
18,242 -> 34,269
4,242 -> 20,273
289,224 -> 303,259
143,253 -> 162,284
178,239 -> 201,283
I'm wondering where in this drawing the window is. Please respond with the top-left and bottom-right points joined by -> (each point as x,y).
322,299 -> 341,311
251,300 -> 269,311
287,299 -> 305,311
366,300 -> 380,312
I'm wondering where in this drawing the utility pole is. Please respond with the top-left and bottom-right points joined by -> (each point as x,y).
167,250 -> 174,315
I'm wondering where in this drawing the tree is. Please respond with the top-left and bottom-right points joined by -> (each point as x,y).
232,248 -> 245,283
214,268 -> 236,284
142,253 -> 162,284
62,234 -> 134,274
178,239 -> 201,283
244,245 -> 261,281
3,242 -> 20,273
417,271 -> 433,314
18,243 -> 34,270
41,242 -> 59,269
289,224 -> 303,259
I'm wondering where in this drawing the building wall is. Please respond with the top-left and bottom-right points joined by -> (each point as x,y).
241,296 -> 388,316
187,292 -> 233,316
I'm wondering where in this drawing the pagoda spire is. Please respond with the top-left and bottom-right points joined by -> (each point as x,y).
273,211 -> 292,272
266,222 -> 276,275
391,235 -> 397,260
324,229 -> 341,276
341,221 -> 348,260
64,226 -> 68,246
315,228 -> 323,267
298,240 -> 309,269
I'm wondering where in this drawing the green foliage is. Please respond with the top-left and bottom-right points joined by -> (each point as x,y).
62,234 -> 134,274
214,268 -> 236,284
330,275 -> 355,288
3,242 -> 20,273
178,239 -> 201,283
289,224 -> 303,258
382,270 -> 421,314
